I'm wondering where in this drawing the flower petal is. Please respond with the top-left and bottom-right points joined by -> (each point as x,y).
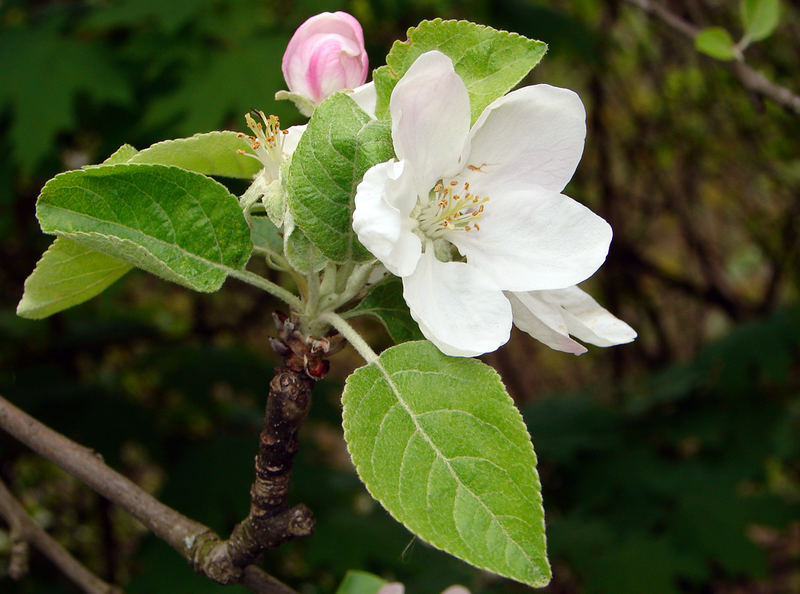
507,291 -> 587,355
282,124 -> 306,158
402,251 -> 512,357
350,81 -> 377,117
545,286 -> 637,347
447,188 -> 612,291
390,51 -> 470,197
353,160 -> 421,276
462,84 -> 586,196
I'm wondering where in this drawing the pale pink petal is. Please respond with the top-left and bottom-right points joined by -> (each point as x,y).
353,160 -> 421,277
462,85 -> 586,196
507,291 -> 587,355
282,125 -> 306,159
390,51 -> 470,198
447,188 -> 612,291
403,250 -> 512,357
441,586 -> 471,594
377,584 -> 405,594
544,286 -> 637,346
350,81 -> 377,117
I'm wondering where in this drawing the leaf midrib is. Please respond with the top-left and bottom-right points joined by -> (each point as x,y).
372,358 -> 536,572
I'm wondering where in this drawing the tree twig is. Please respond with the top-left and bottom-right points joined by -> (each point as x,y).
0,394 -> 298,594
193,313 -> 330,583
624,0 -> 800,116
0,478 -> 121,594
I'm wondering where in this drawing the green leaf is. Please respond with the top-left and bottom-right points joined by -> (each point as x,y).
342,341 -> 550,587
335,570 -> 388,594
374,19 -> 547,122
694,27 -> 738,61
284,215 -> 329,275
741,0 -> 780,42
287,93 -> 394,263
16,238 -> 132,319
103,144 -> 139,164
250,216 -> 283,255
124,131 -> 261,179
36,163 -> 252,292
348,277 -> 424,343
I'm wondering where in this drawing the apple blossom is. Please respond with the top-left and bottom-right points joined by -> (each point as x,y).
378,584 -> 469,594
278,11 -> 369,116
508,286 -> 636,355
353,50 -> 622,357
238,110 -> 305,224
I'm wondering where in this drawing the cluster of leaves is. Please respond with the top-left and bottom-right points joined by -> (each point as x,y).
695,0 -> 781,60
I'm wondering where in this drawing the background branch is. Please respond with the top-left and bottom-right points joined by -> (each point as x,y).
0,394 -> 298,594
624,0 -> 800,116
0,478 -> 120,594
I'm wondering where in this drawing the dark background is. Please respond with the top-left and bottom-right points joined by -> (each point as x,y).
1,0 -> 799,592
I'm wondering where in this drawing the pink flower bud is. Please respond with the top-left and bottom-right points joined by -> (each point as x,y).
282,11 -> 369,106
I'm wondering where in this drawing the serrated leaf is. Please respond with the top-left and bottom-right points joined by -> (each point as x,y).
349,277 -> 423,343
124,131 -> 261,179
342,341 -> 550,587
741,0 -> 780,42
335,570 -> 388,594
374,19 -> 547,123
103,144 -> 139,164
16,238 -> 132,319
36,163 -> 252,292
695,27 -> 738,61
287,93 -> 394,263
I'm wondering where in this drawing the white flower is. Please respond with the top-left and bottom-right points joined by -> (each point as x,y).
239,111 -> 306,225
508,286 -> 636,354
352,50 -> 616,357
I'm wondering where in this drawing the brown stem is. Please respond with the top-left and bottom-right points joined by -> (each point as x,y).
0,394 -> 298,594
0,478 -> 121,594
624,0 -> 800,116
193,314 -> 329,583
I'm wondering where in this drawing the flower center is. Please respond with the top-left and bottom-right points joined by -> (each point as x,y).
417,179 -> 490,239
238,110 -> 289,179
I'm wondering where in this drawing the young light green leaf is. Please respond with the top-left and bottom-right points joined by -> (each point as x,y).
695,27 -> 738,61
16,237 -> 132,319
125,131 -> 261,178
342,341 -> 550,588
741,0 -> 780,42
335,570 -> 388,594
103,144 -> 139,164
348,277 -> 423,343
287,93 -> 394,263
17,142 -> 140,320
36,163 -> 252,292
374,19 -> 547,122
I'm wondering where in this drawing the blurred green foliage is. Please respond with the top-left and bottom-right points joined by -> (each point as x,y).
1,0 -> 799,592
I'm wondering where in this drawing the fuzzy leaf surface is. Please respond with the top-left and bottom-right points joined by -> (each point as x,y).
374,19 -> 547,122
36,163 -> 251,292
124,131 -> 261,178
16,238 -> 132,319
349,277 -> 424,343
342,340 -> 550,587
287,93 -> 394,263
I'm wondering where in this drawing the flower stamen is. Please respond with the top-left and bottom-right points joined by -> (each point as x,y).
240,110 -> 286,178
418,179 -> 490,239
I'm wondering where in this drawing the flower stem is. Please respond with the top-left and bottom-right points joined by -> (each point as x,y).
227,269 -> 304,312
318,312 -> 378,364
